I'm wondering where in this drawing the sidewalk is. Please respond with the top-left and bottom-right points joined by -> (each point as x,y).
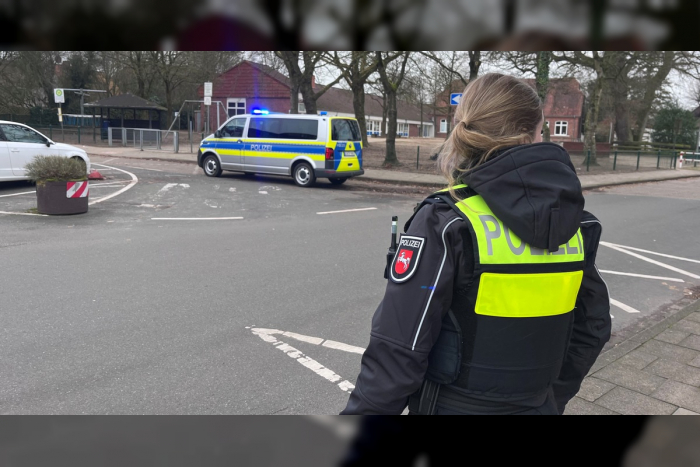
82,145 -> 700,415
81,145 -> 700,190
565,298 -> 700,415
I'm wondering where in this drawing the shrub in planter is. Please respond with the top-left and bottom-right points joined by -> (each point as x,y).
25,156 -> 89,215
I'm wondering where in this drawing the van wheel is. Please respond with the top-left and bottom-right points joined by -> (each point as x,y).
293,162 -> 316,187
328,177 -> 347,185
203,155 -> 222,177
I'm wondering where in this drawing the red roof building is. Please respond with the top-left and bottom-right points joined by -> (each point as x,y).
195,60 -> 432,137
430,77 -> 584,143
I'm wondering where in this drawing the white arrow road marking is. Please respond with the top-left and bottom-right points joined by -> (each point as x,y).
599,270 -> 685,283
602,242 -> 700,265
316,207 -> 377,215
157,183 -> 189,194
610,298 -> 641,314
252,328 -> 365,354
600,242 -> 700,280
250,328 -> 356,393
89,164 -> 138,205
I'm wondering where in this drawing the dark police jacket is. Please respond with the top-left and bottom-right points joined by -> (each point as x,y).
341,143 -> 612,415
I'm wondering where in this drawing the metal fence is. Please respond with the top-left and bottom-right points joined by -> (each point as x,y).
107,127 -> 179,153
568,150 -> 684,173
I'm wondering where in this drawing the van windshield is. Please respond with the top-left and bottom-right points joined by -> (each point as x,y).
332,119 -> 361,141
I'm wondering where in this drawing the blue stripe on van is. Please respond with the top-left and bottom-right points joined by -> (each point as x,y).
217,142 -> 326,154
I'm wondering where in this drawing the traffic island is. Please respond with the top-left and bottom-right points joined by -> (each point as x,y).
25,156 -> 89,215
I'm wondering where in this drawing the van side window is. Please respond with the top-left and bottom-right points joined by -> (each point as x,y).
248,118 -> 318,140
332,119 -> 361,141
221,118 -> 245,138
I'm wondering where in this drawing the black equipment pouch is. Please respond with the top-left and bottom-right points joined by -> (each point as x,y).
408,379 -> 441,415
425,310 -> 462,384
407,311 -> 462,415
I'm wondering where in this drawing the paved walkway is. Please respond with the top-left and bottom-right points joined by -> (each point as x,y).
80,144 -> 700,415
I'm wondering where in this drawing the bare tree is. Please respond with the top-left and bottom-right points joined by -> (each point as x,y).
553,51 -> 610,165
376,51 -> 411,167
119,52 -> 157,99
325,51 -> 402,147
276,51 -> 347,115
150,52 -> 191,127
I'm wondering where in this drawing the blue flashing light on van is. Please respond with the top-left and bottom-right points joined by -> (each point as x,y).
252,109 -> 269,115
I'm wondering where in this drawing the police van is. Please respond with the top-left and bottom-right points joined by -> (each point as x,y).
197,111 -> 364,187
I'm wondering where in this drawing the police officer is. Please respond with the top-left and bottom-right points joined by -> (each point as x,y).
341,73 -> 611,416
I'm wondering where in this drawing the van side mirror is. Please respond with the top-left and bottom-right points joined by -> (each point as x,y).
215,130 -> 222,138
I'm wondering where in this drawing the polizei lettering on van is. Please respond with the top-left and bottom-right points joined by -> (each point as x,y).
250,144 -> 272,152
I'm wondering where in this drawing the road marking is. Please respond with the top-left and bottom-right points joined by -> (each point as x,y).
251,328 -> 355,393
101,158 -> 116,164
124,166 -> 163,172
610,298 -> 641,314
602,242 -> 700,265
316,207 -> 377,215
600,242 -> 700,280
151,217 -> 243,220
158,183 -> 189,194
322,340 -> 365,355
0,210 -> 47,216
599,270 -> 685,283
251,328 -> 366,355
0,191 -> 35,198
89,164 -> 138,205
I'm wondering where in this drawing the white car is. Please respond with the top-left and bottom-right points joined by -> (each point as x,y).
0,120 -> 90,181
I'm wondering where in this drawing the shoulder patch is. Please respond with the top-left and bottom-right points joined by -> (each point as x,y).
390,235 -> 426,283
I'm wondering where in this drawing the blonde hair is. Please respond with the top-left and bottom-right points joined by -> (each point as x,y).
438,73 -> 543,201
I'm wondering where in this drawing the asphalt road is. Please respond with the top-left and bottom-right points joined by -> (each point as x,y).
1,157 -> 699,418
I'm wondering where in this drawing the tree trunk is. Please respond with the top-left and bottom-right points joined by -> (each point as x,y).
583,72 -> 604,165
381,92 -> 387,137
535,51 -> 552,103
634,51 -> 675,142
299,79 -> 316,114
468,51 -> 481,81
383,89 -> 399,166
351,83 -> 369,147
543,121 -> 551,142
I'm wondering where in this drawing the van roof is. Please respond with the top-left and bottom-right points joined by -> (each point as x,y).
236,114 -> 356,120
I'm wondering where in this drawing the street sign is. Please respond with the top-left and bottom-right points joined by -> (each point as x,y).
450,93 -> 462,105
57,106 -> 62,122
54,89 -> 65,104
204,82 -> 213,97
204,96 -> 212,106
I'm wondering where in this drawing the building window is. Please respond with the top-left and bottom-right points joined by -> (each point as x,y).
367,120 -> 381,136
440,119 -> 447,133
227,98 -> 246,117
398,122 -> 409,137
554,121 -> 568,136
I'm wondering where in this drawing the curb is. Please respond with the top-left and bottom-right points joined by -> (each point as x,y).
580,171 -> 700,190
589,298 -> 700,375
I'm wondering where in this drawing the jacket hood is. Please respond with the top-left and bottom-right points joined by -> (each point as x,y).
462,142 -> 584,252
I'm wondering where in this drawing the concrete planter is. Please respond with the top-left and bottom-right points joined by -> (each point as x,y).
36,180 -> 89,215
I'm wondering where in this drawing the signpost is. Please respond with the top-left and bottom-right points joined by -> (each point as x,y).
450,93 -> 462,105
204,82 -> 212,134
